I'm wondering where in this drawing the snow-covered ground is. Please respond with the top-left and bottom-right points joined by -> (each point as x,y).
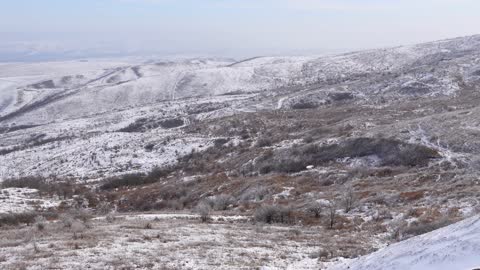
0,215 -> 332,270
330,215 -> 480,270
93,212 -> 250,222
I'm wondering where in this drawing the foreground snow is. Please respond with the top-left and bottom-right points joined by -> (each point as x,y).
0,216 -> 335,269
331,215 -> 480,270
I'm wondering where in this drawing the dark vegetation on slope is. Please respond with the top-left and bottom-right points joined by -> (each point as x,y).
0,134 -> 73,156
0,124 -> 40,134
99,166 -> 175,190
1,176 -> 81,199
118,117 -> 184,132
256,138 -> 441,174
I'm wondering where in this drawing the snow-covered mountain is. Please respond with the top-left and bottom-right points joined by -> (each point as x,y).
2,35 -> 480,125
1,35 -> 480,179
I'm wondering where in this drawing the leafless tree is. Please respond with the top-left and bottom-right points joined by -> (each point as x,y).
307,202 -> 323,218
327,199 -> 337,229
196,201 -> 211,223
342,185 -> 356,213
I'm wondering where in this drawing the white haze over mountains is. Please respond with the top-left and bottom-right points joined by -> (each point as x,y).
1,0 -> 479,62
0,37 -> 351,63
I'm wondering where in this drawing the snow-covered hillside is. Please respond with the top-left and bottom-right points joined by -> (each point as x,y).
1,35 -> 480,179
331,215 -> 480,270
2,35 -> 480,270
2,35 -> 480,125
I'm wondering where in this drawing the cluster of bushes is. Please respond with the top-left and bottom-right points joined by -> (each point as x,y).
0,134 -> 71,156
158,118 -> 184,129
238,186 -> 269,202
0,208 -> 94,229
0,146 -> 22,156
327,92 -> 354,102
291,100 -> 319,110
257,137 -> 441,174
176,143 -> 236,174
124,181 -> 239,213
115,182 -> 200,212
394,217 -> 453,241
0,212 -> 38,227
119,117 -> 184,133
1,176 -> 48,190
144,143 -> 155,152
118,118 -> 149,132
255,136 -> 273,148
59,209 -> 93,229
0,210 -> 61,227
305,200 -> 339,229
99,166 -> 174,190
100,174 -> 143,190
203,194 -> 235,211
28,135 -> 71,147
1,176 -> 76,199
186,103 -> 226,115
0,124 -> 38,134
213,138 -> 230,147
254,205 -> 294,224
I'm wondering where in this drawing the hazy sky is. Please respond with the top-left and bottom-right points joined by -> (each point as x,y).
1,0 -> 480,58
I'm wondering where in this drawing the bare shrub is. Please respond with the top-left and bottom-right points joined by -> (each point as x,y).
0,212 -> 37,227
106,213 -> 116,223
59,209 -> 91,230
342,186 -> 356,213
401,218 -> 453,239
195,201 -> 212,223
95,202 -> 113,215
254,205 -> 293,224
33,240 -> 40,253
34,216 -> 47,231
239,186 -> 269,202
326,200 -> 337,229
71,221 -> 86,234
211,194 -> 235,211
60,213 -> 74,229
306,202 -> 323,218
70,209 -> 93,224
373,208 -> 393,222
389,217 -> 408,240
